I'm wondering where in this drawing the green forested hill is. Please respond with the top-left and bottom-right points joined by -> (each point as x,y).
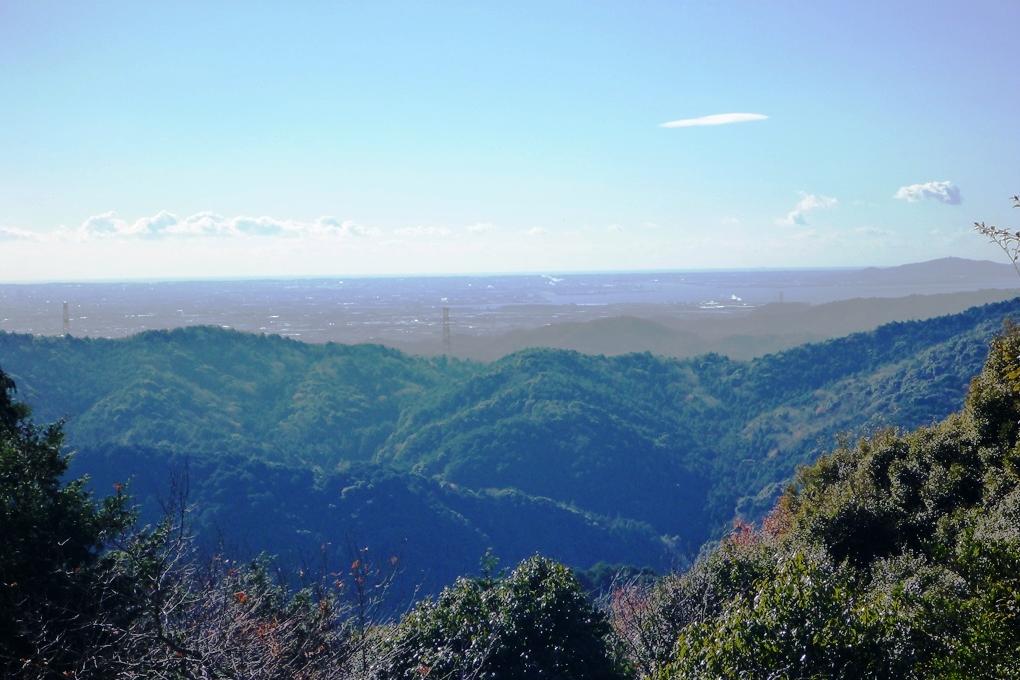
0,298 -> 1016,593
1,327 -> 468,464
630,314 -> 1020,678
74,447 -> 667,598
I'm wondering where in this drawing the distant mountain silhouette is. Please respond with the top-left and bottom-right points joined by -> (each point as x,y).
843,256 -> 1016,285
391,288 -> 1019,360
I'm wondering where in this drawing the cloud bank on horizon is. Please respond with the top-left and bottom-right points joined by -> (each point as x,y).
659,112 -> 768,128
0,177 -> 960,247
894,181 -> 963,205
53,211 -> 377,241
0,226 -> 40,242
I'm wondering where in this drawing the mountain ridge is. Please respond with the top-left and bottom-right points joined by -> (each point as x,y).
0,297 -> 1017,592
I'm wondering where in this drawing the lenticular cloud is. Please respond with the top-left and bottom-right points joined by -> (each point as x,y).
660,113 -> 768,128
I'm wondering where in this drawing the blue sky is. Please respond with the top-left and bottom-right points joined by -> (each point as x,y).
1,0 -> 1018,281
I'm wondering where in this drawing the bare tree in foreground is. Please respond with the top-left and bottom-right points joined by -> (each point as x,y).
974,194 -> 1020,276
106,506 -> 407,680
10,473 -> 408,680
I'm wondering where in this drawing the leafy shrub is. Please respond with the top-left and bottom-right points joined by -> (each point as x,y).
380,555 -> 627,679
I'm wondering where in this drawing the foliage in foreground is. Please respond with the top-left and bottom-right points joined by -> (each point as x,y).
609,323 -> 1020,678
0,367 -> 627,679
0,368 -> 396,679
0,369 -> 135,675
381,555 -> 626,679
6,319 -> 1020,678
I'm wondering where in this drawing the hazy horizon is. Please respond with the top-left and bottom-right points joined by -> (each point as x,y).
3,258 -> 1016,351
0,255 -> 1005,287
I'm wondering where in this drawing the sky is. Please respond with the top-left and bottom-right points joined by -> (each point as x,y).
1,0 -> 1019,281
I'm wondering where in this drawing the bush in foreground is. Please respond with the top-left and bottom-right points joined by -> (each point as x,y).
380,555 -> 627,679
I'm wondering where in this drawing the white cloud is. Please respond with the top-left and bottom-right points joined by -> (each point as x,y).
175,212 -> 232,237
776,192 -> 838,226
0,226 -> 41,241
67,211 -> 382,240
854,226 -> 892,238
80,211 -> 127,237
894,180 -> 962,205
393,225 -> 452,238
2,213 -> 506,250
315,217 -> 376,237
526,227 -> 547,237
132,210 -> 180,237
232,216 -> 293,237
606,224 -> 624,233
660,112 -> 768,128
77,211 -> 226,239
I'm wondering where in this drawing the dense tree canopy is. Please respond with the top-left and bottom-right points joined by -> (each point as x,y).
0,298 -> 1013,590
3,303 -> 1020,677
629,324 -> 1020,678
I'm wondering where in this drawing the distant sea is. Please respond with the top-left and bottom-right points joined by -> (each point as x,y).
1,262 -> 1016,342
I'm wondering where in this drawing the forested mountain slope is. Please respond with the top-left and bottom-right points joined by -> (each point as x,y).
1,327 -> 467,464
0,298 -> 1016,592
627,313 -> 1020,678
75,447 -> 667,595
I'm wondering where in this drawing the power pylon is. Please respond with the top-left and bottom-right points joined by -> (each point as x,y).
442,306 -> 451,353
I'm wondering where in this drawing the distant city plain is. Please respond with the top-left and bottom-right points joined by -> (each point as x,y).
2,259 -> 1017,354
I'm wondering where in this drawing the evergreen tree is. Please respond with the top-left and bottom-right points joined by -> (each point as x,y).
0,368 -> 135,677
382,555 -> 628,679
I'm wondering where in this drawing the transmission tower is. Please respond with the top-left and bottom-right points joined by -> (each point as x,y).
62,301 -> 71,336
441,306 -> 451,353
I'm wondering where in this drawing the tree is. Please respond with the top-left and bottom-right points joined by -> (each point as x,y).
380,555 -> 627,679
0,366 -> 399,678
647,322 -> 1020,678
973,194 -> 1020,276
0,368 -> 135,677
